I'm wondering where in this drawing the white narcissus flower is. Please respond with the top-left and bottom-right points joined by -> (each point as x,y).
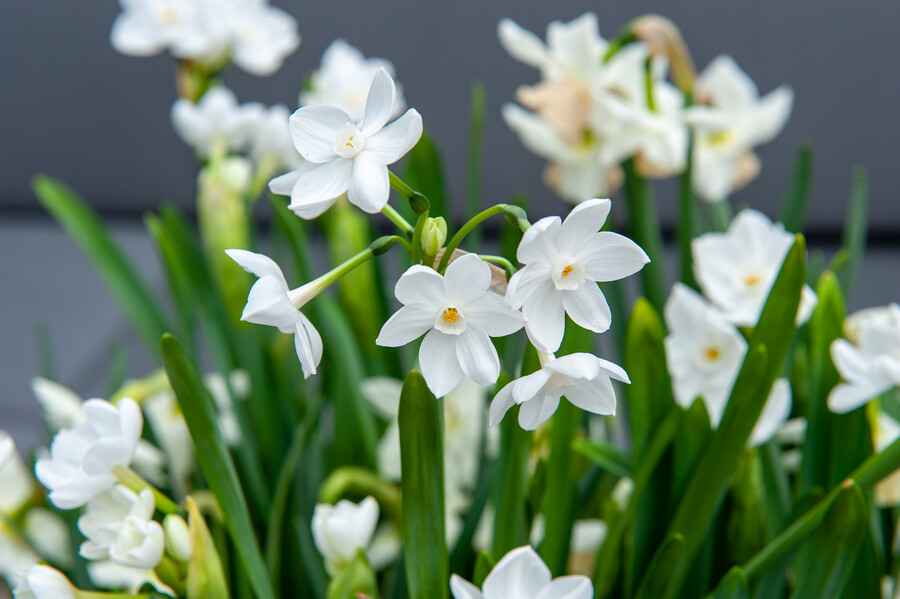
11,565 -> 76,599
171,87 -> 264,158
687,55 -> 793,203
220,1 -> 300,77
269,69 -> 423,218
225,249 -> 323,378
692,209 -> 817,328
664,284 -> 793,443
301,39 -> 406,123
78,485 -> 164,569
35,398 -> 143,510
490,352 -> 629,431
450,545 -> 592,599
828,304 -> 900,414
110,0 -> 214,59
506,199 -> 649,353
376,254 -> 525,398
312,496 -> 379,576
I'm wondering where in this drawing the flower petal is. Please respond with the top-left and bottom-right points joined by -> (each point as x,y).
288,159 -> 352,212
749,378 -> 792,447
456,327 -> 501,387
296,312 -> 323,378
489,383 -> 517,428
366,109 -> 423,164
534,576 -> 593,599
394,265 -> 446,306
828,382 -> 891,415
562,283 -> 611,333
348,152 -> 390,213
444,254 -> 492,305
419,329 -> 464,398
516,216 -> 562,264
518,395 -> 560,430
577,232 -> 650,282
497,18 -> 549,69
360,69 -> 396,137
483,546 -> 552,599
565,377 -> 617,416
225,249 -> 284,280
268,170 -> 301,196
464,292 -> 525,337
522,282 -> 566,353
559,199 -> 611,250
241,276 -> 297,332
450,574 -> 485,599
376,305 -> 435,347
289,105 -> 352,163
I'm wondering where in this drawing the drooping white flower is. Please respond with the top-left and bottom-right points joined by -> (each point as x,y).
450,545 -> 592,599
171,87 -> 264,158
269,69 -> 422,218
78,485 -> 165,570
11,565 -> 76,599
250,104 -> 305,173
664,283 -> 793,442
225,249 -> 323,378
506,199 -> 649,353
692,209 -> 817,328
311,496 -> 379,576
490,352 -> 629,431
376,254 -> 525,397
301,39 -> 406,122
828,304 -> 900,414
687,55 -> 793,203
35,398 -> 143,510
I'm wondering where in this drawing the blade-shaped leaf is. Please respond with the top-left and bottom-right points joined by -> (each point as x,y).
712,566 -> 750,599
836,167 -> 868,299
633,533 -> 684,599
572,439 -> 631,479
779,142 -> 814,233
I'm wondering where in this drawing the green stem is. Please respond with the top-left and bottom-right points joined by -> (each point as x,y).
318,466 -> 402,523
411,211 -> 429,265
466,81 -> 487,249
478,254 -> 517,276
381,203 -> 414,236
708,200 -> 732,232
113,466 -> 179,515
436,205 -> 508,274
389,171 -> 430,215
622,160 -> 666,313
678,92 -> 699,289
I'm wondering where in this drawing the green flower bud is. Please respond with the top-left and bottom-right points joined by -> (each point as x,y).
420,217 -> 448,256
163,514 -> 192,562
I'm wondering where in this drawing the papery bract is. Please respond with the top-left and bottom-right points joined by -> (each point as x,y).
270,68 -> 422,218
506,198 -> 648,353
376,254 -> 525,397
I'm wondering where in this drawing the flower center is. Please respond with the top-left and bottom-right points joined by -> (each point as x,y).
744,273 -> 761,288
704,347 -> 721,362
708,129 -> 734,147
160,6 -> 179,26
550,257 -> 585,290
435,305 -> 466,335
562,265 -> 574,277
333,123 -> 367,159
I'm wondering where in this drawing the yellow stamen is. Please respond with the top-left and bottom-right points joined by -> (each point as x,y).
744,273 -> 761,287
705,347 -> 721,361
345,136 -> 354,147
443,307 -> 458,323
708,129 -> 734,146
562,265 -> 574,277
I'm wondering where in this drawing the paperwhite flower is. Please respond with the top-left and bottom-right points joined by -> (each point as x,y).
312,496 -> 379,576
828,304 -> 900,414
11,565 -> 76,599
35,398 -> 143,510
301,39 -> 406,122
490,352 -> 629,431
269,69 -> 422,218
376,254 -> 525,397
687,56 -> 793,202
250,104 -> 305,173
506,199 -> 648,353
692,209 -> 817,328
664,284 -> 792,442
110,0 -> 215,59
0,432 -> 34,515
220,1 -> 300,77
225,249 -> 323,377
450,545 -> 591,599
171,87 -> 264,158
78,485 -> 164,569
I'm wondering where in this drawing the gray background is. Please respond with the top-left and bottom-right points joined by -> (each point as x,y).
2,1 -> 899,448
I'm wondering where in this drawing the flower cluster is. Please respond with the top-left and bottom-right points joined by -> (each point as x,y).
500,13 -> 792,204
110,0 -> 300,76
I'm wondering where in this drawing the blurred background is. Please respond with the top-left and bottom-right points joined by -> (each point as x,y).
2,0 -> 898,447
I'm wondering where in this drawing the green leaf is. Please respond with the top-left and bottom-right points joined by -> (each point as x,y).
779,142 -> 815,233
622,160 -> 666,312
398,370 -> 448,599
677,95 -> 699,289
790,483 -> 867,599
186,496 -> 231,599
33,175 -> 168,356
659,236 -> 807,599
327,549 -> 379,599
836,167 -> 868,298
403,132 -> 448,220
633,533 -> 684,599
712,567 -> 750,599
465,81 -> 486,245
473,552 -> 495,588
572,439 -> 631,479
161,334 -> 276,599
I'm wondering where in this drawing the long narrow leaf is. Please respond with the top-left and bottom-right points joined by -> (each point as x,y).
779,142 -> 814,233
836,167 -> 868,298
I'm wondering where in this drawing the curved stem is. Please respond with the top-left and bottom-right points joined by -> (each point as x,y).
436,205 -> 508,274
478,254 -> 517,276
113,466 -> 179,515
381,204 -> 414,236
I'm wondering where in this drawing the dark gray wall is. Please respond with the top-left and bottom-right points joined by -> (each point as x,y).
2,0 -> 900,230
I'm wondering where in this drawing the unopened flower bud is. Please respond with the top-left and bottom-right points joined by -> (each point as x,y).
420,217 -> 447,256
164,514 -> 192,562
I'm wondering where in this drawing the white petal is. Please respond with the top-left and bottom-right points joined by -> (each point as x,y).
451,574 -> 485,599
395,265 -> 447,306
502,103 -> 572,162
110,13 -> 166,56
360,69 -> 397,137
419,329 -> 464,398
348,152 -> 390,213
828,382 -> 891,415
365,109 -> 423,164
516,216 -> 562,264
745,86 -> 793,147
565,377 -> 618,416
505,263 -> 551,310
534,576 -> 593,599
749,378 -> 792,447
242,276 -> 297,332
288,159 -> 352,211
456,328 -> 501,387
225,249 -> 284,281
559,199 -> 611,249
289,105 -> 352,163
295,312 -> 323,378
522,283 -> 566,353
376,305 -> 435,347
483,546 -> 552,599
831,339 -> 871,383
268,170 -> 301,196
698,55 -> 758,110
444,254 -> 492,305
577,232 -> 650,282
562,284 -> 611,333
519,395 -> 560,430
497,18 -> 549,69
464,292 -> 525,337
489,383 -> 517,427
